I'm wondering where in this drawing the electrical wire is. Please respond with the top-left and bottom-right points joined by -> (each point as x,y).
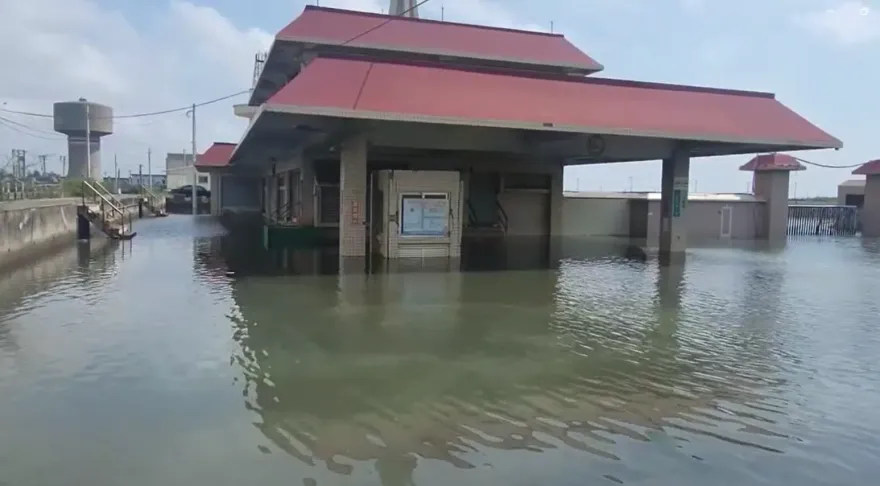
792,156 -> 866,170
340,0 -> 433,46
0,89 -> 251,120
0,116 -> 64,141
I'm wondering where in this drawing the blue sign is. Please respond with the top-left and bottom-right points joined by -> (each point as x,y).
401,197 -> 448,236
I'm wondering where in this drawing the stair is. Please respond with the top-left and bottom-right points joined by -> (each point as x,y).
465,173 -> 508,237
80,181 -> 137,240
139,185 -> 167,217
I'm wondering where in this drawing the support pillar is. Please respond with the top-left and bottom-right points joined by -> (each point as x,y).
740,153 -> 805,242
300,158 -> 316,226
339,134 -> 368,258
862,175 -> 880,237
76,206 -> 91,240
659,149 -> 690,260
753,171 -> 791,241
548,163 -> 564,265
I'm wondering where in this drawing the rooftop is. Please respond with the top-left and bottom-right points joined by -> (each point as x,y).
739,153 -> 807,172
853,159 -> 880,176
196,142 -> 236,169
276,6 -> 602,73
262,56 -> 841,149
839,179 -> 866,187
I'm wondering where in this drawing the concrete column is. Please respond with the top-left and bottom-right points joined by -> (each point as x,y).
659,150 -> 690,259
753,171 -> 791,241
300,158 -> 316,226
548,163 -> 564,265
863,175 -> 880,237
339,134 -> 368,257
210,173 -> 222,216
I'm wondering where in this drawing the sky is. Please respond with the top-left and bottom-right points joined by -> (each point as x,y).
0,0 -> 877,196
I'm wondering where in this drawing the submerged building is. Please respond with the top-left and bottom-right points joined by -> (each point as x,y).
196,2 -> 840,263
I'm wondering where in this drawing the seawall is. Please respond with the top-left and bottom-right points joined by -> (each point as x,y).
0,196 -> 143,273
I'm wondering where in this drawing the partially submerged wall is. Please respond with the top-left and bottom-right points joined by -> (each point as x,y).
562,192 -> 765,245
1,200 -> 80,271
0,196 -> 143,272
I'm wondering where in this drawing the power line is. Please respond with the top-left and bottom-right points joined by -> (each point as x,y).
341,0 -> 432,46
793,156 -> 865,170
0,89 -> 251,120
0,116 -> 64,141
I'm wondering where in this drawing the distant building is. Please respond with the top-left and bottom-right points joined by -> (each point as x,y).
838,179 -> 865,207
166,152 -> 209,189
129,173 -> 167,188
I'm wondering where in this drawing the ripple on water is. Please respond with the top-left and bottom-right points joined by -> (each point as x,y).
1,227 -> 880,485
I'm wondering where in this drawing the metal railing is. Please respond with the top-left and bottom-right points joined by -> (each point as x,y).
496,197 -> 509,234
465,197 -> 508,234
788,205 -> 859,236
81,180 -> 133,237
138,184 -> 166,215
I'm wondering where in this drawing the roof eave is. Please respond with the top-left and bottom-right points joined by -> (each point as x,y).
273,35 -> 604,75
263,103 -> 842,153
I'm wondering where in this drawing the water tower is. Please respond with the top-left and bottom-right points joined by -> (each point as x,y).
53,99 -> 113,179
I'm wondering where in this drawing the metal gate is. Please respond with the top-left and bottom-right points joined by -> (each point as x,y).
788,205 -> 859,236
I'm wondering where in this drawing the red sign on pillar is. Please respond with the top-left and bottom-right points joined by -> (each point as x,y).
351,201 -> 359,224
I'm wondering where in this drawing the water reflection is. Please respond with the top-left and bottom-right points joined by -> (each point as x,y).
220,235 -> 796,481
2,218 -> 878,485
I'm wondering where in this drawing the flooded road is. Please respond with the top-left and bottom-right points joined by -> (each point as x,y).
1,216 -> 879,485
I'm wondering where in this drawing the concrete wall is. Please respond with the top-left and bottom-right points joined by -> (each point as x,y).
562,195 -> 764,244
562,197 -> 631,237
1,195 -> 146,272
166,165 -> 210,190
1,201 -> 79,271
838,181 -> 865,206
219,175 -> 261,215
646,200 -> 763,245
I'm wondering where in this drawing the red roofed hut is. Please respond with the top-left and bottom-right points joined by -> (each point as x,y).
218,2 -> 840,259
852,159 -> 880,237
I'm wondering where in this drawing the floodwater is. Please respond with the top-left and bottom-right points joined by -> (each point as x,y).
1,216 -> 879,486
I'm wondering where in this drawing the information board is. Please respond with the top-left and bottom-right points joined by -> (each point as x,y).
401,197 -> 448,236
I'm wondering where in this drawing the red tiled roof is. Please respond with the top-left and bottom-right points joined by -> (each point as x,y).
276,6 -> 602,72
738,153 -> 806,172
265,57 -> 841,149
196,142 -> 236,168
853,159 -> 880,175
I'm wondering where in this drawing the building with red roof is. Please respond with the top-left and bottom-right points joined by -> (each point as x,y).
850,159 -> 880,237
210,2 -> 841,259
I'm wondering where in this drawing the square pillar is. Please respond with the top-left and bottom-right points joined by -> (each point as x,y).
753,171 -> 791,241
299,158 -> 316,226
863,175 -> 880,237
548,163 -> 564,264
659,149 -> 690,258
339,134 -> 368,257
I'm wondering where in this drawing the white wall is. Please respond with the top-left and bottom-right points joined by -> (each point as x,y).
166,166 -> 210,190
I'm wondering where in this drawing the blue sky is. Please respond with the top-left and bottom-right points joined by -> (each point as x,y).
1,0 -> 877,196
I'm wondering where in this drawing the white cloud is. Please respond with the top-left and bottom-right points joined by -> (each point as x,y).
798,1 -> 880,45
0,0 -> 271,176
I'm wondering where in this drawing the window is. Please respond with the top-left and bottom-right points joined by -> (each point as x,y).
197,175 -> 209,184
400,193 -> 449,237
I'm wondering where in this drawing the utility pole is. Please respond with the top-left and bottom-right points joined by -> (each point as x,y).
139,164 -> 143,188
114,154 -> 119,194
39,154 -> 47,174
186,103 -> 197,215
11,150 -> 26,197
60,155 -> 67,177
85,104 -> 91,180
147,148 -> 152,190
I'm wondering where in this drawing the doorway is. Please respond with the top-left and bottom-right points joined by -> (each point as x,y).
720,205 -> 733,238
